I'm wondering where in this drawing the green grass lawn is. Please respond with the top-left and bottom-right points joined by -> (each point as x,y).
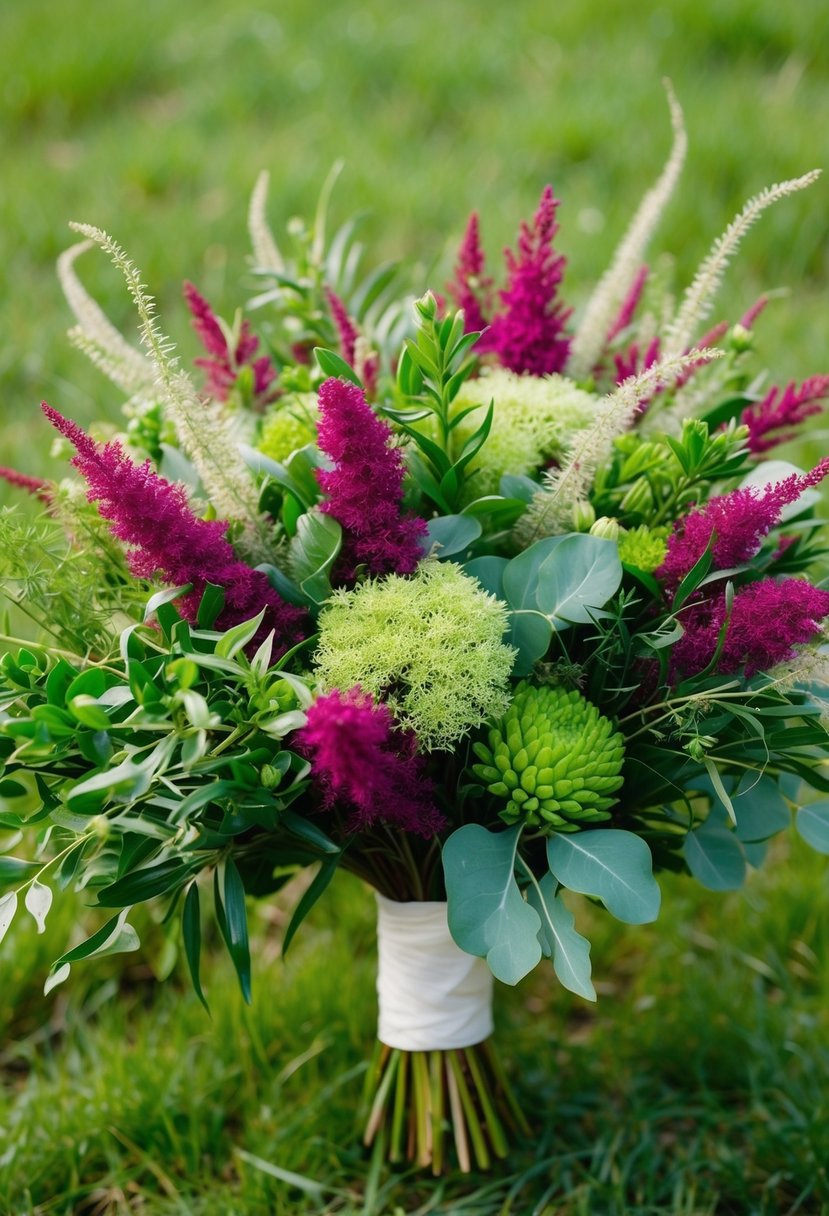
2,1 -> 829,1212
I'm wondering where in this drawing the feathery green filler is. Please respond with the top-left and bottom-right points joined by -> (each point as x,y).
617,524 -> 669,573
314,560 -> 515,751
258,393 -> 318,463
472,682 -> 625,831
451,369 -> 599,499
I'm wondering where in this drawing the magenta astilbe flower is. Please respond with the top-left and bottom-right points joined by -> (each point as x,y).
739,294 -> 768,331
316,377 -> 427,578
0,466 -> 50,501
606,265 -> 649,345
742,376 -> 829,454
484,186 -> 572,376
42,404 -> 306,653
447,211 -> 493,335
673,578 -> 829,678
184,282 -> 277,407
324,286 -> 359,368
657,458 -> 829,594
614,335 -> 661,385
297,687 -> 446,837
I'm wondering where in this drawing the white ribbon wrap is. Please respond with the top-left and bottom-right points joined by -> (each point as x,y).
375,894 -> 494,1051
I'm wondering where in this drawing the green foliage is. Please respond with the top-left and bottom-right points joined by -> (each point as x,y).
314,560 -> 514,750
0,596 -> 331,998
546,830 -> 662,924
442,823 -> 542,985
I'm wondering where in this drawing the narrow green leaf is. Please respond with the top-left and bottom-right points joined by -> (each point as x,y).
215,611 -> 266,660
182,882 -> 208,1011
216,859 -> 252,1003
282,856 -> 340,957
313,346 -> 362,387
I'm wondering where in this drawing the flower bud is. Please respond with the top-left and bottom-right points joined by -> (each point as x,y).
571,500 -> 597,532
589,516 -> 622,542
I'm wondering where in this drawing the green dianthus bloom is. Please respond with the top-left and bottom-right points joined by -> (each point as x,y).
451,369 -> 599,500
259,394 -> 318,463
314,561 -> 515,751
617,525 -> 669,573
472,682 -> 624,831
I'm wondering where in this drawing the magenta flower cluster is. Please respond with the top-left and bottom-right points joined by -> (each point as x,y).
741,376 -> 829,454
315,377 -> 427,579
673,578 -> 829,677
449,187 -> 571,376
297,686 -> 445,837
184,282 -> 277,408
43,405 -> 306,653
657,459 -> 829,595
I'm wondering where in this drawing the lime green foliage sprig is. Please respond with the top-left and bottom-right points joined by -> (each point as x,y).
0,590 -> 328,1005
385,292 -> 493,514
471,682 -> 625,831
591,417 -> 751,530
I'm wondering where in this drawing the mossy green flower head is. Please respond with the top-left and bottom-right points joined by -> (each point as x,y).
617,525 -> 669,573
258,393 -> 318,464
314,560 -> 514,751
472,681 -> 624,831
452,369 -> 599,499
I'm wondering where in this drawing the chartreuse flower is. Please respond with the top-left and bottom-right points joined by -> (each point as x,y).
451,369 -> 598,500
259,393 -> 318,463
617,524 -> 669,572
314,560 -> 514,751
472,682 -> 624,831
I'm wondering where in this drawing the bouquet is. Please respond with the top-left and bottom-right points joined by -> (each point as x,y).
2,91 -> 829,1174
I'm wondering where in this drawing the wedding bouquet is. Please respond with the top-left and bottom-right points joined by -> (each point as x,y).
2,92 -> 828,1173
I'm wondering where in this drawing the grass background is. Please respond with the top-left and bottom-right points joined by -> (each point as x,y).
1,1 -> 828,1212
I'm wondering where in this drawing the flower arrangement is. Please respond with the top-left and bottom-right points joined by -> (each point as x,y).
2,92 -> 829,1174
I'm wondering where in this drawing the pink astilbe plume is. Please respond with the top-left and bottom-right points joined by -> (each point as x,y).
316,377 -> 427,578
672,578 -> 829,678
324,286 -> 359,368
184,282 -> 277,408
742,376 -> 829,454
484,186 -> 572,375
447,211 -> 492,334
297,687 -> 445,837
657,458 -> 829,595
0,466 -> 51,501
42,404 -> 306,653
606,265 -> 649,345
739,295 -> 768,331
614,335 -> 661,385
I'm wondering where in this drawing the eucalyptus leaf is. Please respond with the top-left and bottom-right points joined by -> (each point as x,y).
525,873 -> 596,1001
425,514 -> 482,558
546,830 -> 661,924
683,821 -> 747,890
0,890 -> 17,944
443,824 -> 542,985
534,534 -> 623,628
795,801 -> 829,854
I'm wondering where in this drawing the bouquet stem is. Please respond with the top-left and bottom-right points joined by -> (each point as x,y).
361,1038 -> 529,1174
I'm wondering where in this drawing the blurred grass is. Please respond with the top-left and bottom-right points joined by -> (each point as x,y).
1,1 -> 829,1212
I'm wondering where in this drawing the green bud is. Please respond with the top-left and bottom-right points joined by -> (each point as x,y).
590,516 -> 623,542
571,500 -> 597,532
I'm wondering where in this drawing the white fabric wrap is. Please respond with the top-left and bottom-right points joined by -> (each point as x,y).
375,894 -> 494,1051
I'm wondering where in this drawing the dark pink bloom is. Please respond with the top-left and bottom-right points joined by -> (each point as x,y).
325,286 -> 359,369
614,335 -> 661,385
447,211 -> 493,334
673,578 -> 829,678
184,282 -> 277,408
297,687 -> 445,836
0,466 -> 50,501
657,459 -> 829,595
483,186 -> 572,375
42,404 -> 306,654
742,376 -> 829,455
673,321 -> 730,389
316,378 -> 427,579
606,265 -> 649,344
739,295 -> 768,331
